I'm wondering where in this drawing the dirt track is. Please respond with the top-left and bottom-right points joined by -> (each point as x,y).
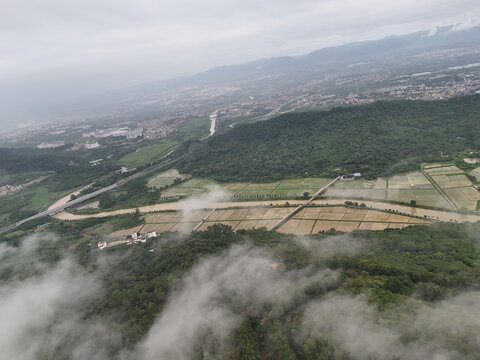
47,183 -> 94,211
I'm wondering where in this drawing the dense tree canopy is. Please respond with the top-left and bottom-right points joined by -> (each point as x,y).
2,218 -> 480,359
177,96 -> 480,181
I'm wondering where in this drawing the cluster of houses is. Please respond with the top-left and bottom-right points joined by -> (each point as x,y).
37,141 -> 65,149
97,231 -> 157,250
0,184 -> 21,197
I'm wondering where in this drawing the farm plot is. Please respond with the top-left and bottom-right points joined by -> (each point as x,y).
323,171 -> 448,208
425,165 -> 464,175
279,178 -> 331,188
330,179 -> 386,189
222,183 -> 250,192
388,175 -> 411,189
424,164 -> 480,210
323,188 -> 387,200
386,189 -> 415,203
233,190 -> 275,198
363,210 -> 390,222
144,210 -> 212,223
470,167 -> 480,182
255,219 -> 279,229
161,178 -> 223,198
109,203 -> 434,238
270,188 -> 319,198
407,172 -> 432,187
234,220 -> 260,230
240,182 -> 280,191
278,219 -> 315,235
445,188 -> 480,211
271,178 -> 331,197
412,189 -> 453,209
234,182 -> 280,198
312,220 -> 340,233
292,207 -> 322,219
147,169 -> 190,189
335,221 -> 361,232
384,171 -> 452,208
430,174 -> 472,188
283,206 -> 429,234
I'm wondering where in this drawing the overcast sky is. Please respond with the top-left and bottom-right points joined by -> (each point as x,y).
1,0 -> 479,126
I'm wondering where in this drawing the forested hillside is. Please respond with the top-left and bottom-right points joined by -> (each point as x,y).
3,221 -> 480,359
177,95 -> 480,181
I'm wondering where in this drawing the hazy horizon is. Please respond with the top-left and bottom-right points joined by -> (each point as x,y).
1,0 -> 480,127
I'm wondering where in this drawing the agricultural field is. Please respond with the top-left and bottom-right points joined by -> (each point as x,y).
117,138 -> 179,168
324,177 -> 388,201
145,167 -> 478,211
159,176 -> 332,200
108,205 -> 430,238
424,164 -> 480,210
147,169 -> 190,189
160,178 -> 225,198
268,178 -> 331,198
469,167 -> 480,182
324,171 -> 452,209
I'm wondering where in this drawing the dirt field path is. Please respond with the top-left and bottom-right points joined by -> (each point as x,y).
53,198 -> 480,223
48,183 -> 93,211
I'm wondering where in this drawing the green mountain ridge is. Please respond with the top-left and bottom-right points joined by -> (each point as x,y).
177,95 -> 480,181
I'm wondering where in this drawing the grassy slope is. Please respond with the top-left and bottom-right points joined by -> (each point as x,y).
117,117 -> 209,167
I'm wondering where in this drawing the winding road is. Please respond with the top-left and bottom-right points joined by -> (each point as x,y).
0,156 -> 182,234
52,198 -> 480,224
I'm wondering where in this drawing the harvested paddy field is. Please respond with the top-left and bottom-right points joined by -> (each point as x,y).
108,205 -> 431,237
424,164 -> 480,210
324,171 -> 452,209
277,206 -> 430,234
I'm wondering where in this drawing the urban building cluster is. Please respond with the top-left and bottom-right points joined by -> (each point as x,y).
37,141 -> 65,149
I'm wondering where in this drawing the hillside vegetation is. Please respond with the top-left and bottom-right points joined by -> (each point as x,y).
3,220 -> 480,359
177,96 -> 480,181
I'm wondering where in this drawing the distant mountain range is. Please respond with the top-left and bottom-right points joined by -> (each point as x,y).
51,25 -> 480,124
126,25 -> 480,93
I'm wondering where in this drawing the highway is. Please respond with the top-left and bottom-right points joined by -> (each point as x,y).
0,156 -> 182,234
0,184 -> 118,234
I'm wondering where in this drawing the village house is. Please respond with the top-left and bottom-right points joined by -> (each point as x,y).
132,231 -> 157,243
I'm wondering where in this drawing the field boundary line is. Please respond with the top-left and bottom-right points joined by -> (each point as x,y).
422,167 -> 457,210
268,176 -> 340,231
232,182 -> 252,196
193,209 -> 216,231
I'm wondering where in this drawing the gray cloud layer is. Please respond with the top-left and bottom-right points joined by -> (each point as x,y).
128,244 -> 341,359
0,233 -> 121,360
1,0 -> 479,125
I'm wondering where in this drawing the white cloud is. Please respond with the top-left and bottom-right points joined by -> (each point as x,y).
127,244 -> 340,359
0,234 -> 121,359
